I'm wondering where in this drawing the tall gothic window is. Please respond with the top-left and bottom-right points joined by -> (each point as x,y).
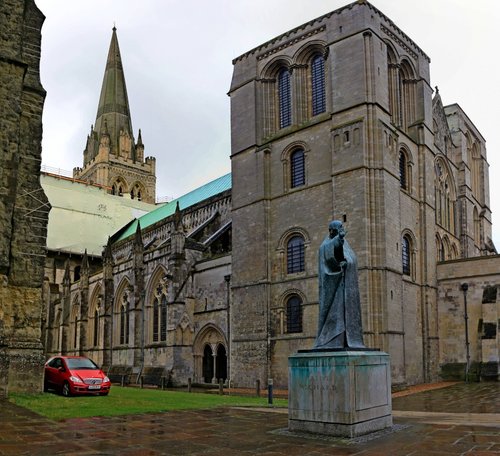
151,280 -> 168,343
287,235 -> 305,274
290,149 -> 305,188
311,55 -> 325,116
119,293 -> 130,345
402,235 -> 411,276
278,68 -> 291,128
286,295 -> 303,333
435,160 -> 456,234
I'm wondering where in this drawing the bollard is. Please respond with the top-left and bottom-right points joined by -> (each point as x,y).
267,378 -> 273,405
219,378 -> 223,395
161,377 -> 165,390
120,375 -> 125,387
188,377 -> 192,393
256,379 -> 261,397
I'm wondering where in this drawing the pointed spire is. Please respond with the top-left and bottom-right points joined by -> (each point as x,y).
137,128 -> 143,146
134,221 -> 143,246
63,259 -> 71,285
174,201 -> 182,231
93,26 -> 134,155
82,249 -> 89,272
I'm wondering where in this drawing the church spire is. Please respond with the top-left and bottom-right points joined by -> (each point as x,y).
94,26 -> 134,157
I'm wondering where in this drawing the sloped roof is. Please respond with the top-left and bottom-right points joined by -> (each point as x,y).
115,173 -> 232,242
41,173 -> 157,256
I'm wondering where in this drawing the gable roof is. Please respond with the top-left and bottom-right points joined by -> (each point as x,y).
114,172 -> 232,242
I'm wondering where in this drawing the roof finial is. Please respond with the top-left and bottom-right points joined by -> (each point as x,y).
113,22 -> 116,32
435,85 -> 439,94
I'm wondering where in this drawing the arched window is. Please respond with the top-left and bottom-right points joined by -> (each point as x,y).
119,294 -> 130,345
311,54 -> 325,116
435,159 -> 456,234
278,68 -> 291,129
287,235 -> 305,274
286,295 -> 303,333
402,235 -> 411,276
290,149 -> 305,188
399,151 -> 407,190
160,295 -> 167,342
152,297 -> 159,342
151,276 -> 168,343
131,183 -> 145,201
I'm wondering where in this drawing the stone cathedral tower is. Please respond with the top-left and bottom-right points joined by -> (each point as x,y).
73,27 -> 156,203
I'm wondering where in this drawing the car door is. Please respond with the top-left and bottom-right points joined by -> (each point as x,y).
46,357 -> 63,388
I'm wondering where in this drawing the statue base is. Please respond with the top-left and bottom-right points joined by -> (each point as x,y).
288,350 -> 392,438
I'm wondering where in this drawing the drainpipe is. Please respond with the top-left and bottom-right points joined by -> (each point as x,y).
460,283 -> 470,382
224,274 -> 231,383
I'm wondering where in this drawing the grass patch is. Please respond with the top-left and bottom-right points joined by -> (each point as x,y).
9,386 -> 287,421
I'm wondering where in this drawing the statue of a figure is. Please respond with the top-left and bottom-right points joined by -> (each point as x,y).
314,220 -> 365,349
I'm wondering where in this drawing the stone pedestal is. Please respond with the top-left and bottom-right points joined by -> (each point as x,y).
288,350 -> 392,437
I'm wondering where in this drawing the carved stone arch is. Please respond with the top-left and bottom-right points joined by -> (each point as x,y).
192,323 -> 227,384
293,40 -> 328,64
145,265 -> 169,344
280,140 -> 310,162
385,40 -> 399,64
130,181 -> 146,201
114,276 -> 132,312
146,265 -> 168,304
398,143 -> 413,192
442,235 -> 451,260
88,282 -> 103,348
401,229 -> 417,280
260,56 -> 293,80
278,288 -> 306,335
89,283 -> 103,317
435,156 -> 457,200
399,57 -> 417,79
110,176 -> 128,197
281,141 -> 310,192
435,232 -> 444,262
277,226 -> 311,250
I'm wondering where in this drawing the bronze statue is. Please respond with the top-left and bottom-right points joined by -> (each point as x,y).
314,220 -> 365,349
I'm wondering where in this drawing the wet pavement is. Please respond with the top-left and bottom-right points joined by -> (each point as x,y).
0,382 -> 498,455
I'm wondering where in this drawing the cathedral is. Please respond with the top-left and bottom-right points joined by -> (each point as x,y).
41,0 -> 499,390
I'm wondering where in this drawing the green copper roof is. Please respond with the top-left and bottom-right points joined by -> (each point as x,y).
115,172 -> 232,242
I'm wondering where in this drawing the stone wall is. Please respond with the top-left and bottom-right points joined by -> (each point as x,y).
0,0 -> 48,396
437,256 -> 500,381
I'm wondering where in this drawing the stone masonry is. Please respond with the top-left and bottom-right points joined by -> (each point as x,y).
0,0 -> 49,396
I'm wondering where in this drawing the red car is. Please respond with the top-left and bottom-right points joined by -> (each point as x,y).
44,356 -> 111,396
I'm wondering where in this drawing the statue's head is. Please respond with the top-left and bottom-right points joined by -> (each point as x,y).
328,220 -> 344,238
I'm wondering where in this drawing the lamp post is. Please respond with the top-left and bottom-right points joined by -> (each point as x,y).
460,283 -> 470,383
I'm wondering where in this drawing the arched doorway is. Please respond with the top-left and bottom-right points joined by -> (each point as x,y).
215,344 -> 227,382
203,344 -> 214,383
193,324 -> 228,384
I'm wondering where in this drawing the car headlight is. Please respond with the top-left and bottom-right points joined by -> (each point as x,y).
69,376 -> 83,383
103,376 -> 110,383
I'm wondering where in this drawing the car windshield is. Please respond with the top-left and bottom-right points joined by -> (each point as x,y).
65,358 -> 98,370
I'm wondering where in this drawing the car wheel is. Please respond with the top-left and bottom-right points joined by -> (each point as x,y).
61,381 -> 71,397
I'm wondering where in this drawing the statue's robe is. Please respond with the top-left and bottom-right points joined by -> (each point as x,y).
314,234 -> 365,349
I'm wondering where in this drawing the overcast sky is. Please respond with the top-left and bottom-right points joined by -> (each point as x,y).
36,0 -> 500,247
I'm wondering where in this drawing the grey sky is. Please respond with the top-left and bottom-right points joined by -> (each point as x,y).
36,0 -> 500,247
